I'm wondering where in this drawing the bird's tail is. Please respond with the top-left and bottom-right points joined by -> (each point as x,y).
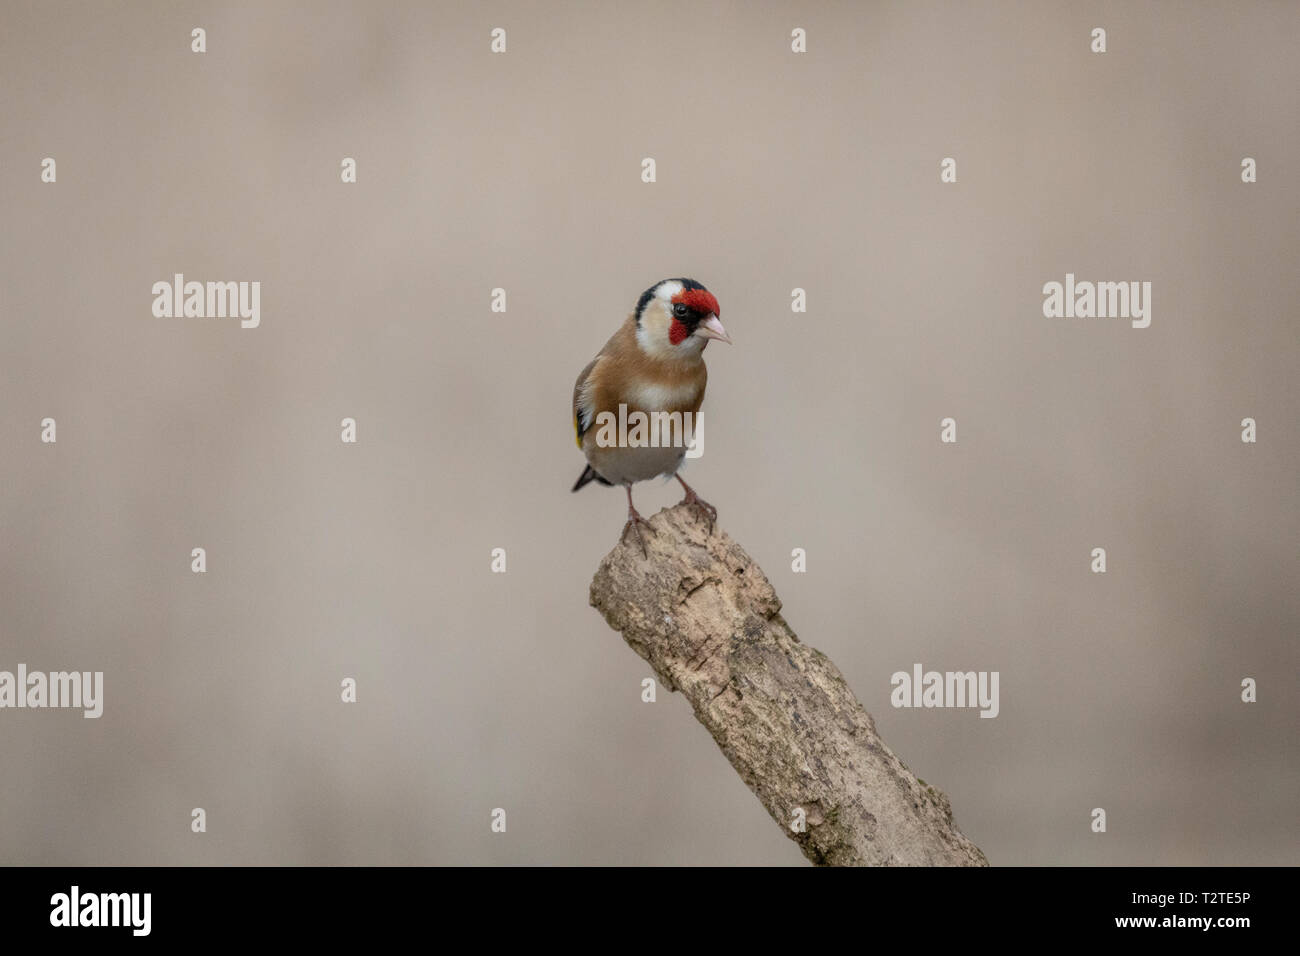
572,464 -> 613,492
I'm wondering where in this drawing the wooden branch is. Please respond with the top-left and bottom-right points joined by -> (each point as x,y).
589,503 -> 989,866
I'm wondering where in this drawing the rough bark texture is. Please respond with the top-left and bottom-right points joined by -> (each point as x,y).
589,503 -> 988,867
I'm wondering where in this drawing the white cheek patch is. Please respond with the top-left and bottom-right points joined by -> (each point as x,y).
636,299 -> 675,359
637,287 -> 707,360
635,320 -> 658,356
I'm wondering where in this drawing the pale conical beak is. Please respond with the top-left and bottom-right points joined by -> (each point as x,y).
694,313 -> 732,344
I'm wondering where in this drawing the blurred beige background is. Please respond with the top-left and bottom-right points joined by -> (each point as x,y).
1,0 -> 1297,865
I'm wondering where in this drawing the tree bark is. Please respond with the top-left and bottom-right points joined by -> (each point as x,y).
589,503 -> 988,866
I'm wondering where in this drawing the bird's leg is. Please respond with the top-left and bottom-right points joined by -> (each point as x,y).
620,484 -> 654,557
675,474 -> 717,533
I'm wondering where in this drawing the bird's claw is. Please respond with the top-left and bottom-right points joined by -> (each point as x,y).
621,512 -> 655,557
680,492 -> 718,534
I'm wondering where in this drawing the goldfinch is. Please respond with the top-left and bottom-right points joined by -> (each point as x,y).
571,278 -> 732,554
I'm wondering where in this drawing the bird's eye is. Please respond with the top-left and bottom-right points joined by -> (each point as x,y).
672,304 -> 689,318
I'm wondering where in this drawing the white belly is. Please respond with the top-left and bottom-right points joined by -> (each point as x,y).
585,442 -> 686,485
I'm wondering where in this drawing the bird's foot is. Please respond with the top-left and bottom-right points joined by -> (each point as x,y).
679,489 -> 718,534
621,509 -> 655,557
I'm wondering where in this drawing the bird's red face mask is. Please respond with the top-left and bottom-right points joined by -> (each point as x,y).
669,288 -> 731,347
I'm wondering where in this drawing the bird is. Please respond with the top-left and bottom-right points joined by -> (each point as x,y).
571,278 -> 732,554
